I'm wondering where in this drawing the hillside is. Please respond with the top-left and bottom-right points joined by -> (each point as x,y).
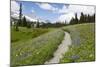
61,23 -> 95,63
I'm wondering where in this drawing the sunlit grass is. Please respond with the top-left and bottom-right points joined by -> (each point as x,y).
11,29 -> 64,66
11,27 -> 50,43
60,23 -> 95,63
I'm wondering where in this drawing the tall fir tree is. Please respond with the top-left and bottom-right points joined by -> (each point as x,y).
22,16 -> 27,27
79,12 -> 84,23
19,3 -> 22,26
37,20 -> 40,28
15,3 -> 22,31
75,13 -> 78,24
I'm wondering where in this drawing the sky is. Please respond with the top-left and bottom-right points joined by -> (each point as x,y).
11,1 -> 95,23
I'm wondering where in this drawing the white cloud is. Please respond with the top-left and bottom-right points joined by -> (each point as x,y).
36,2 -> 95,15
25,15 -> 37,22
57,4 -> 95,23
11,1 -> 19,15
36,3 -> 58,12
68,5 -> 95,15
11,13 -> 19,19
11,13 -> 38,22
57,4 -> 95,14
58,5 -> 69,14
57,13 -> 75,23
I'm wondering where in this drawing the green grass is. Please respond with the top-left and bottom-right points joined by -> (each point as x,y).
60,23 -> 95,63
11,27 -> 50,43
11,29 -> 64,66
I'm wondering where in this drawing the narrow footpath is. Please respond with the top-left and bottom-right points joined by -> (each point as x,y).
45,32 -> 72,64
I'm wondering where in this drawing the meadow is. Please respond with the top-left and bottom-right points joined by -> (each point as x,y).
11,28 -> 64,66
11,27 -> 50,43
11,23 -> 95,66
60,23 -> 95,63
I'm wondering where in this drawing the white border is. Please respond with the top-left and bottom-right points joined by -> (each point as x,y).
0,0 -> 10,67
17,0 -> 96,5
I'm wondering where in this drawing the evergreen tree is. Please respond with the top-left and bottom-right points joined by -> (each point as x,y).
70,17 -> 75,24
70,13 -> 78,24
92,13 -> 95,22
19,3 -> 22,26
36,20 -> 40,28
22,16 -> 27,27
87,14 -> 90,22
75,13 -> 78,24
79,12 -> 84,23
15,3 -> 22,31
15,3 -> 23,31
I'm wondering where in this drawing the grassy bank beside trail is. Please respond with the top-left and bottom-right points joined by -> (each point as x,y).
11,27 -> 50,43
11,29 -> 64,66
61,23 -> 95,63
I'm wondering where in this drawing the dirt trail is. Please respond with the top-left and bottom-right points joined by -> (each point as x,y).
45,32 -> 72,64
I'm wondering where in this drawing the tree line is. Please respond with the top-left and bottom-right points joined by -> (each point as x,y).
70,12 -> 95,25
